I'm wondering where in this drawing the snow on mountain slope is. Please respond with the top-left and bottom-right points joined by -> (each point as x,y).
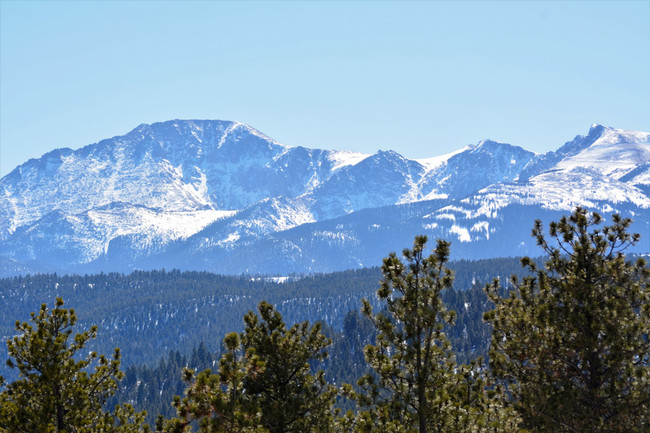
1,120 -> 233,238
305,150 -> 427,219
1,120 -> 649,276
618,163 -> 650,196
3,205 -> 234,266
327,150 -> 370,171
519,124 -> 650,182
151,196 -> 650,275
442,169 -> 650,222
417,140 -> 536,200
416,146 -> 471,171
301,139 -> 536,218
0,120 -> 364,242
1,146 -> 212,237
192,196 -> 316,250
553,125 -> 650,179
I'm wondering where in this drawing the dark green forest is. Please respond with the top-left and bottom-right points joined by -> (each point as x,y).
0,257 -> 527,369
0,261 -> 514,424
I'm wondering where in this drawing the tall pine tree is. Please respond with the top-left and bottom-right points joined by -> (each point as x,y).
241,301 -> 337,433
164,332 -> 266,433
0,297 -> 148,433
352,236 -> 519,433
165,301 -> 336,433
485,208 -> 650,432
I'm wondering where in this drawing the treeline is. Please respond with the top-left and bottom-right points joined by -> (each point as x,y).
1,209 -> 648,432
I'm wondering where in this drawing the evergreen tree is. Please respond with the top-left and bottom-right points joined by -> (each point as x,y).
352,236 -> 519,433
165,301 -> 336,433
0,297 -> 148,433
241,301 -> 337,433
485,208 -> 650,432
164,333 -> 266,433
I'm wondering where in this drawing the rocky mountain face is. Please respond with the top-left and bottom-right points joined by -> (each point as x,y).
1,120 -> 649,276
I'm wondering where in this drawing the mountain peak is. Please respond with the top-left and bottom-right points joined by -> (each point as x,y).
471,139 -> 523,155
374,149 -> 404,159
124,119 -> 272,141
589,123 -> 619,132
521,124 -> 650,181
474,139 -> 501,148
587,123 -> 611,139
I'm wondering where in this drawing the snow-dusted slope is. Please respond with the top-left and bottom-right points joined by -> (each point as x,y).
419,169 -> 649,246
417,140 -> 535,200
519,124 -> 650,181
551,125 -> 650,179
1,121 -> 649,276
0,120 -> 369,239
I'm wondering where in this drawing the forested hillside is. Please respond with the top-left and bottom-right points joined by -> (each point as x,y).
107,282 -> 497,425
0,257 -> 526,371
0,257 -> 530,426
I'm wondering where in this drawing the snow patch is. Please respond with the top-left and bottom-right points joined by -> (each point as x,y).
470,221 -> 490,240
449,225 -> 471,242
217,122 -> 244,148
420,191 -> 449,201
416,146 -> 471,171
217,232 -> 240,246
436,213 -> 456,221
471,221 -> 489,232
328,151 -> 370,171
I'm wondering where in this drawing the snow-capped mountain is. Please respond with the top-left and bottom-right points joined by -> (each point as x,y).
1,120 -> 648,276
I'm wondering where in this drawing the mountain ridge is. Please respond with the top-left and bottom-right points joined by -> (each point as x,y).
1,120 -> 648,276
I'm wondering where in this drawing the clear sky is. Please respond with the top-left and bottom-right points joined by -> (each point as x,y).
1,0 -> 649,176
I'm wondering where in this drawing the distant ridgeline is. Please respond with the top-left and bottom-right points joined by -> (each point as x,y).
2,120 -> 649,277
0,257 -> 530,373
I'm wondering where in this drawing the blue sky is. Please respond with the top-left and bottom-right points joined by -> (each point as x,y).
1,0 -> 649,176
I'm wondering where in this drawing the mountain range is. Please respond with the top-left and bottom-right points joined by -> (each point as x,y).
2,120 -> 649,276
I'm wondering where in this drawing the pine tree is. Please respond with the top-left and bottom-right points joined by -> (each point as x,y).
484,208 -> 650,432
352,236 -> 519,433
0,297 -> 148,433
164,332 -> 267,433
240,301 -> 337,433
165,301 -> 337,433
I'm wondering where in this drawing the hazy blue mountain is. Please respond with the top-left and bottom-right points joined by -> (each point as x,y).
1,120 -> 648,276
